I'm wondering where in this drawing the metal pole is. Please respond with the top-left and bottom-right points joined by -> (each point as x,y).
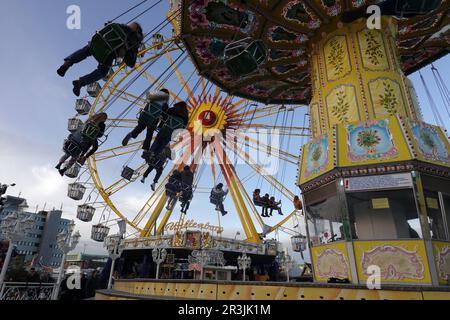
200,265 -> 203,280
286,267 -> 290,282
243,268 -> 246,281
156,262 -> 160,280
108,258 -> 116,289
0,240 -> 13,289
52,253 -> 66,300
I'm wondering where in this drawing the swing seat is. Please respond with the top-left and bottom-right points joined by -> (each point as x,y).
210,193 -> 223,205
159,115 -> 185,137
139,102 -> 163,127
63,137 -> 84,157
90,23 -> 128,65
165,182 -> 180,194
224,38 -> 267,78
121,166 -> 135,181
181,188 -> 193,201
253,199 -> 265,207
81,122 -> 101,143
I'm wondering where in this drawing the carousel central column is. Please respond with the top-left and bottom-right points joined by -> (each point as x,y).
308,17 -> 421,138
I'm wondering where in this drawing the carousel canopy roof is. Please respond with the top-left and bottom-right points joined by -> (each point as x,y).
179,0 -> 450,105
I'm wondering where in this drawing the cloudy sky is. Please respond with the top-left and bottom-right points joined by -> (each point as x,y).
0,1 -> 449,258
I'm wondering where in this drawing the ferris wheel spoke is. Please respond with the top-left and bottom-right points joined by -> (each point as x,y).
105,118 -> 139,129
234,132 -> 299,164
136,65 -> 183,102
227,162 -> 265,228
267,210 -> 299,234
223,140 -> 296,201
232,98 -> 248,108
165,51 -> 194,99
110,89 -> 148,108
221,136 -> 288,232
230,104 -> 281,119
133,175 -> 169,226
103,163 -> 147,196
237,105 -> 306,123
104,77 -> 148,108
94,141 -> 143,162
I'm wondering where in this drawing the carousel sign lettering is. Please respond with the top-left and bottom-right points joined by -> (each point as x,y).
165,219 -> 224,234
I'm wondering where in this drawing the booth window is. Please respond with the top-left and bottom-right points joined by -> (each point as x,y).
346,189 -> 421,240
422,175 -> 450,241
443,193 -> 450,240
304,182 -> 343,246
424,190 -> 447,240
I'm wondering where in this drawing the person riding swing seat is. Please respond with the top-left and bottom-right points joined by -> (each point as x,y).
268,196 -> 283,216
252,189 -> 265,206
141,146 -> 173,191
149,101 -> 189,157
57,22 -> 144,96
56,113 -> 107,176
210,183 -> 229,216
180,166 -> 194,214
165,170 -> 182,211
122,89 -> 170,158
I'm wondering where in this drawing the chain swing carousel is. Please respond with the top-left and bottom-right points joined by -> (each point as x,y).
61,0 -> 450,300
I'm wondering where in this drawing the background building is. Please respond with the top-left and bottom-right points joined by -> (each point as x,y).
65,252 -> 108,270
0,195 -> 72,268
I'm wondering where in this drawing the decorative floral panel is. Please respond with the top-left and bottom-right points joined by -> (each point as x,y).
346,119 -> 398,163
409,121 -> 450,166
324,35 -> 352,82
357,29 -> 390,72
326,85 -> 360,126
368,78 -> 407,118
303,133 -> 331,180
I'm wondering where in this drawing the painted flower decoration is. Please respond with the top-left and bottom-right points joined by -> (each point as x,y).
311,144 -> 323,162
357,129 -> 381,149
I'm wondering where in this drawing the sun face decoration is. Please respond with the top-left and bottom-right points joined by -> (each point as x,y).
187,84 -> 247,137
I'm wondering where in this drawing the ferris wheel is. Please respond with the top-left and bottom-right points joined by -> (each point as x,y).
61,1 -> 309,245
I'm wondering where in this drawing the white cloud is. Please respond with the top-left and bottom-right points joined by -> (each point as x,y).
30,165 -> 66,197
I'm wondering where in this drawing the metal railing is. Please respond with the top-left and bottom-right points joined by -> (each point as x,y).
0,282 -> 57,300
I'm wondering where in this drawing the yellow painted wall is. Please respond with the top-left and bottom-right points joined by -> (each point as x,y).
309,17 -> 419,138
310,242 -> 352,282
431,241 -> 450,285
353,240 -> 432,284
337,116 -> 412,167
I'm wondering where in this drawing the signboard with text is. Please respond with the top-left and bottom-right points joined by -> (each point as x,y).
344,173 -> 413,192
